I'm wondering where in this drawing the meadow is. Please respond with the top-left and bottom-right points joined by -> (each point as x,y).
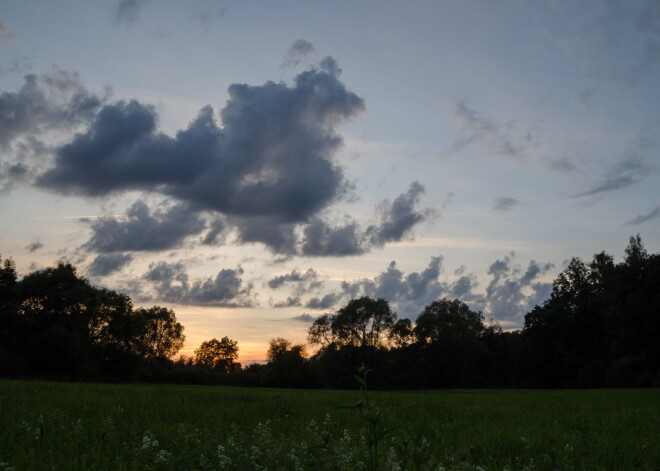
0,379 -> 658,471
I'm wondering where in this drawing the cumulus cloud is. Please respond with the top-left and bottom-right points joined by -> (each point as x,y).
302,182 -> 432,256
301,217 -> 366,256
484,255 -> 554,322
87,253 -> 133,277
282,39 -> 316,68
0,70 -> 102,150
310,254 -> 555,323
625,205 -> 660,225
305,292 -> 343,310
142,261 -> 254,307
367,181 -> 431,246
38,59 -> 364,225
83,200 -> 206,253
267,268 -> 320,290
232,216 -> 298,255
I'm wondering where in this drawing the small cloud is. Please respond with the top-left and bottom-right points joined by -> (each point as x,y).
492,196 -> 519,211
189,8 -> 226,31
305,292 -> 342,310
26,241 -> 43,253
0,22 -> 16,44
282,39 -> 316,68
273,296 -> 302,308
290,313 -> 319,323
625,205 -> 660,225
115,0 -> 149,24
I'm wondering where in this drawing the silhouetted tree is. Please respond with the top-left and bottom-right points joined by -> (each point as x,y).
128,306 -> 185,359
194,337 -> 240,372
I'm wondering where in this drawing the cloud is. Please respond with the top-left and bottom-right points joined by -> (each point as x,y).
269,268 -> 322,307
367,181 -> 431,246
115,0 -> 148,24
302,182 -> 432,256
290,313 -> 319,323
625,205 -> 660,225
26,241 -> 43,253
142,261 -> 254,307
273,296 -> 302,308
0,70 -> 102,150
492,197 -> 519,211
301,217 -> 366,256
575,153 -> 646,198
311,254 -> 555,323
201,217 -> 227,245
484,256 -> 554,322
267,268 -> 320,290
38,59 -> 365,225
189,8 -> 226,31
282,39 -> 316,68
305,292 -> 342,310
83,200 -> 206,253
580,0 -> 660,87
87,253 -> 133,277
449,101 -> 534,160
232,216 -> 298,255
0,21 -> 15,40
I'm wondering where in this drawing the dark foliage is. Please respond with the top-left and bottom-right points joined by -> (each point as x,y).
1,235 -> 658,388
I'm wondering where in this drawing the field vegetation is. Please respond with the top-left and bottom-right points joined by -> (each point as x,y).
0,379 -> 658,470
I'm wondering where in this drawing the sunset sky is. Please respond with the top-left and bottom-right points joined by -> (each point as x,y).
1,0 -> 658,362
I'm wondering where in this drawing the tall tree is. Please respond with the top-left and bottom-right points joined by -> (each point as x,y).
128,306 -> 185,359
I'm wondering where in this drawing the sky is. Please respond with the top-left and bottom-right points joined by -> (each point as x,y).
1,0 -> 659,362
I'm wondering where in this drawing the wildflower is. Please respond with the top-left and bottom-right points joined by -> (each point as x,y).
641,444 -> 648,450
469,445 -> 475,453
154,449 -> 171,464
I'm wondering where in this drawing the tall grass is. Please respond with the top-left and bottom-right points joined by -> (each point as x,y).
0,379 -> 657,470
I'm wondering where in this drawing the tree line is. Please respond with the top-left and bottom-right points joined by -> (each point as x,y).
0,235 -> 658,388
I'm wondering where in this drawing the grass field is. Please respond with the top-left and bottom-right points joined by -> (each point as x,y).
0,380 -> 658,470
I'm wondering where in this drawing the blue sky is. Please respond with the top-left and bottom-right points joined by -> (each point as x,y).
1,0 -> 658,361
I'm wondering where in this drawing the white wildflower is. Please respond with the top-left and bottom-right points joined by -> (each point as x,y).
154,449 -> 171,464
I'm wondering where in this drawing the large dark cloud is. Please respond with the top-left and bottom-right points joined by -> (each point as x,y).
83,200 -> 206,253
142,261 -> 254,307
38,59 -> 364,224
232,216 -> 298,255
87,253 -> 133,277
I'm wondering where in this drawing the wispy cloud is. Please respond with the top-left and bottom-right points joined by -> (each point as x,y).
625,205 -> 660,225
